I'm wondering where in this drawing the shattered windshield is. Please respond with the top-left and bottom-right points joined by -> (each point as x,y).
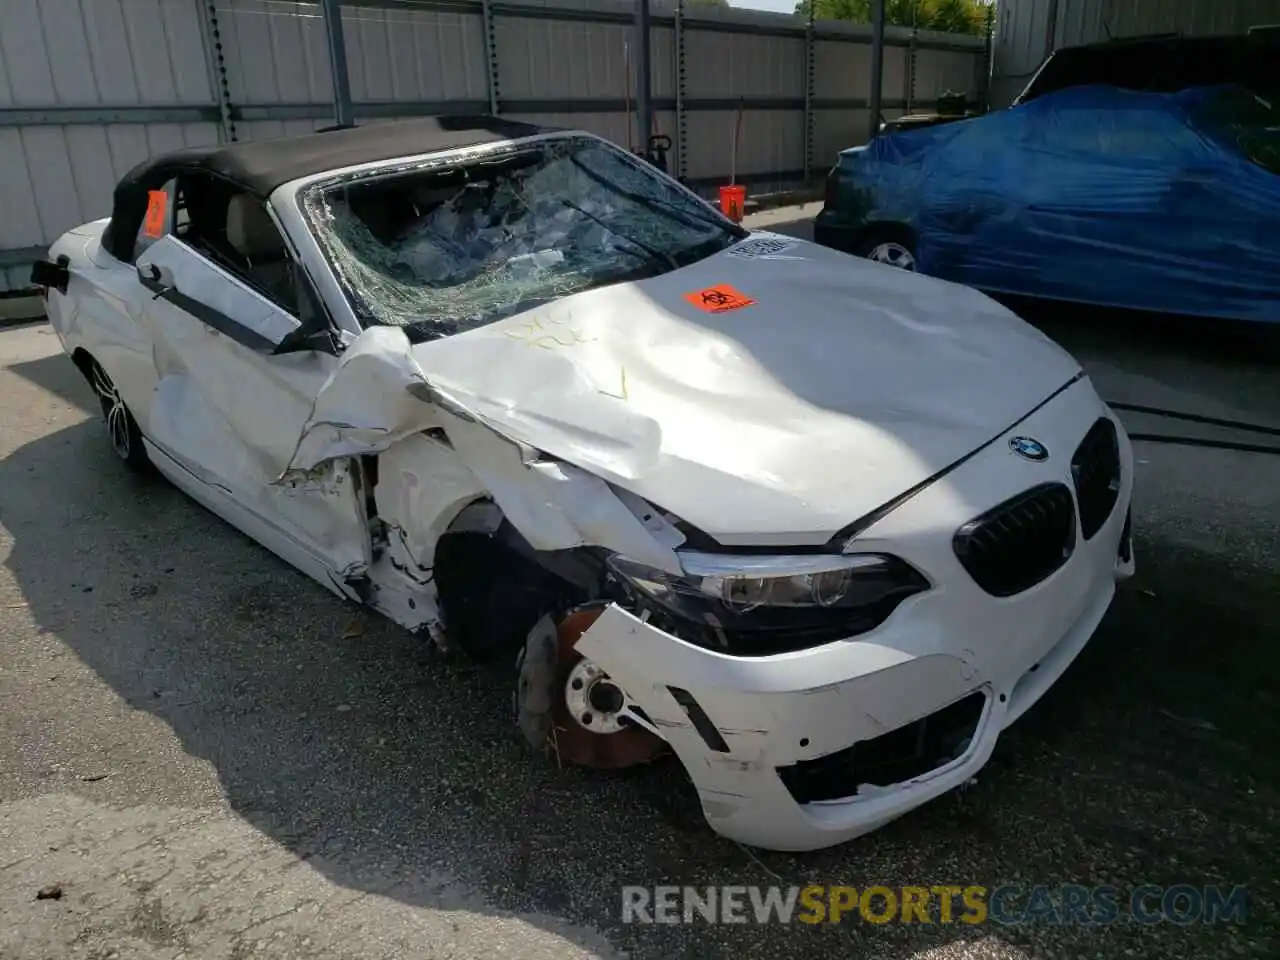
300,135 -> 745,343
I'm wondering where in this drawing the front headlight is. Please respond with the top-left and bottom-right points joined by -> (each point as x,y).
606,552 -> 929,656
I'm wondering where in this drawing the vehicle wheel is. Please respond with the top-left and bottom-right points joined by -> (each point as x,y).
85,356 -> 150,472
855,230 -> 918,271
514,605 -> 667,770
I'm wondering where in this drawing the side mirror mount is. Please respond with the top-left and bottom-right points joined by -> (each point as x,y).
269,261 -> 342,356
272,323 -> 340,356
136,261 -> 177,300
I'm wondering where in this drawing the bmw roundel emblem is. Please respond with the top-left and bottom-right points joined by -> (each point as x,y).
1009,436 -> 1049,462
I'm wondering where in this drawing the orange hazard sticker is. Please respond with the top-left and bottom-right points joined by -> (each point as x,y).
142,189 -> 168,238
684,284 -> 756,314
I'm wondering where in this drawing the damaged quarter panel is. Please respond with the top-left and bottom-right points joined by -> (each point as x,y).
46,221 -> 159,427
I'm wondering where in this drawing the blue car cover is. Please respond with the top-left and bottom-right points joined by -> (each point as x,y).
839,85 -> 1280,323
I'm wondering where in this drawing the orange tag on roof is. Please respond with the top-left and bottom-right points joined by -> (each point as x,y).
142,189 -> 168,238
684,284 -> 756,314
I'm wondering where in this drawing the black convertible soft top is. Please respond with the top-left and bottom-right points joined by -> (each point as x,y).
101,115 -> 560,261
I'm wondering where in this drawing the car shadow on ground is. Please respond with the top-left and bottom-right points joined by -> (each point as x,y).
3,353 -> 1277,959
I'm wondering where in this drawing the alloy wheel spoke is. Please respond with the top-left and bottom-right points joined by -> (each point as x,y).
107,402 -> 130,455
90,364 -> 115,400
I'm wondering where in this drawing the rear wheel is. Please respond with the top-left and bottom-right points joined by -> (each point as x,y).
84,356 -> 150,472
854,228 -> 918,271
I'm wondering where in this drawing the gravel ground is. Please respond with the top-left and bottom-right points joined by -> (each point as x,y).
2,215 -> 1278,959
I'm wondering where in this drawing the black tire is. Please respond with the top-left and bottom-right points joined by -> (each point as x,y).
852,227 -> 918,271
82,355 -> 151,473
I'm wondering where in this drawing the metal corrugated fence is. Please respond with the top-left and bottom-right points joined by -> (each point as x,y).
0,0 -> 986,291
991,0 -> 1280,106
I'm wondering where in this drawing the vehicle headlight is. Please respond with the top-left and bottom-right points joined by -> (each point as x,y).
606,552 -> 929,656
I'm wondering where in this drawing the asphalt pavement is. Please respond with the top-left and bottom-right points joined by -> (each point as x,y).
2,210 -> 1278,960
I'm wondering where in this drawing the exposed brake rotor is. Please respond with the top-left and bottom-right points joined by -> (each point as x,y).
521,606 -> 667,770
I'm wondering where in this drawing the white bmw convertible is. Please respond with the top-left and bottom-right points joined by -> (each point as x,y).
32,117 -> 1134,852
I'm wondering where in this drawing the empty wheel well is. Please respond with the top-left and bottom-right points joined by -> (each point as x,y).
70,347 -> 96,383
432,502 -> 605,661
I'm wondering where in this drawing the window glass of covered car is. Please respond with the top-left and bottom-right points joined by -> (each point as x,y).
300,135 -> 744,343
1183,87 -> 1280,175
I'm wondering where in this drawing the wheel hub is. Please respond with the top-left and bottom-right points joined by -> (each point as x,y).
588,680 -> 624,715
564,659 -> 627,734
867,241 -> 917,271
524,606 -> 667,769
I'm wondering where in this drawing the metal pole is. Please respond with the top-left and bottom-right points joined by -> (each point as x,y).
1044,0 -> 1060,60
202,0 -> 237,142
675,0 -> 686,179
868,0 -> 884,141
320,0 -> 354,128
635,0 -> 653,154
803,2 -> 814,181
906,3 -> 918,115
980,2 -> 995,112
481,0 -> 500,115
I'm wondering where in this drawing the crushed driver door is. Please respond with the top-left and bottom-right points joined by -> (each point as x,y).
133,229 -> 372,593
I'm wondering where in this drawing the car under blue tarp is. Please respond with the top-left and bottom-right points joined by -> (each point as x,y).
814,84 -> 1280,324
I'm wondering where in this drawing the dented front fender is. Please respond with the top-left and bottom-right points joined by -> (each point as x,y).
281,325 -> 684,575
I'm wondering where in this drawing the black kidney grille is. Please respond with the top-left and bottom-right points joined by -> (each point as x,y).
1072,417 -> 1121,540
953,483 -> 1077,597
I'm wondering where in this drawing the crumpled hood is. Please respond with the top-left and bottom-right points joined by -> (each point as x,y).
406,234 -> 1081,545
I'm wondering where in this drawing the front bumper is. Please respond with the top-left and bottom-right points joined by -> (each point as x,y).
574,377 -> 1135,852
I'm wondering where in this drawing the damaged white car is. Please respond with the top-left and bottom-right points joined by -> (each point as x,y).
33,117 -> 1134,852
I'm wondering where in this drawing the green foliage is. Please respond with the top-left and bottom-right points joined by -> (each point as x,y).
793,0 -> 988,37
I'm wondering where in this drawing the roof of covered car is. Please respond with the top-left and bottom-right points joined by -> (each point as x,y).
124,114 -> 562,198
1018,31 -> 1280,103
1055,29 -> 1279,54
